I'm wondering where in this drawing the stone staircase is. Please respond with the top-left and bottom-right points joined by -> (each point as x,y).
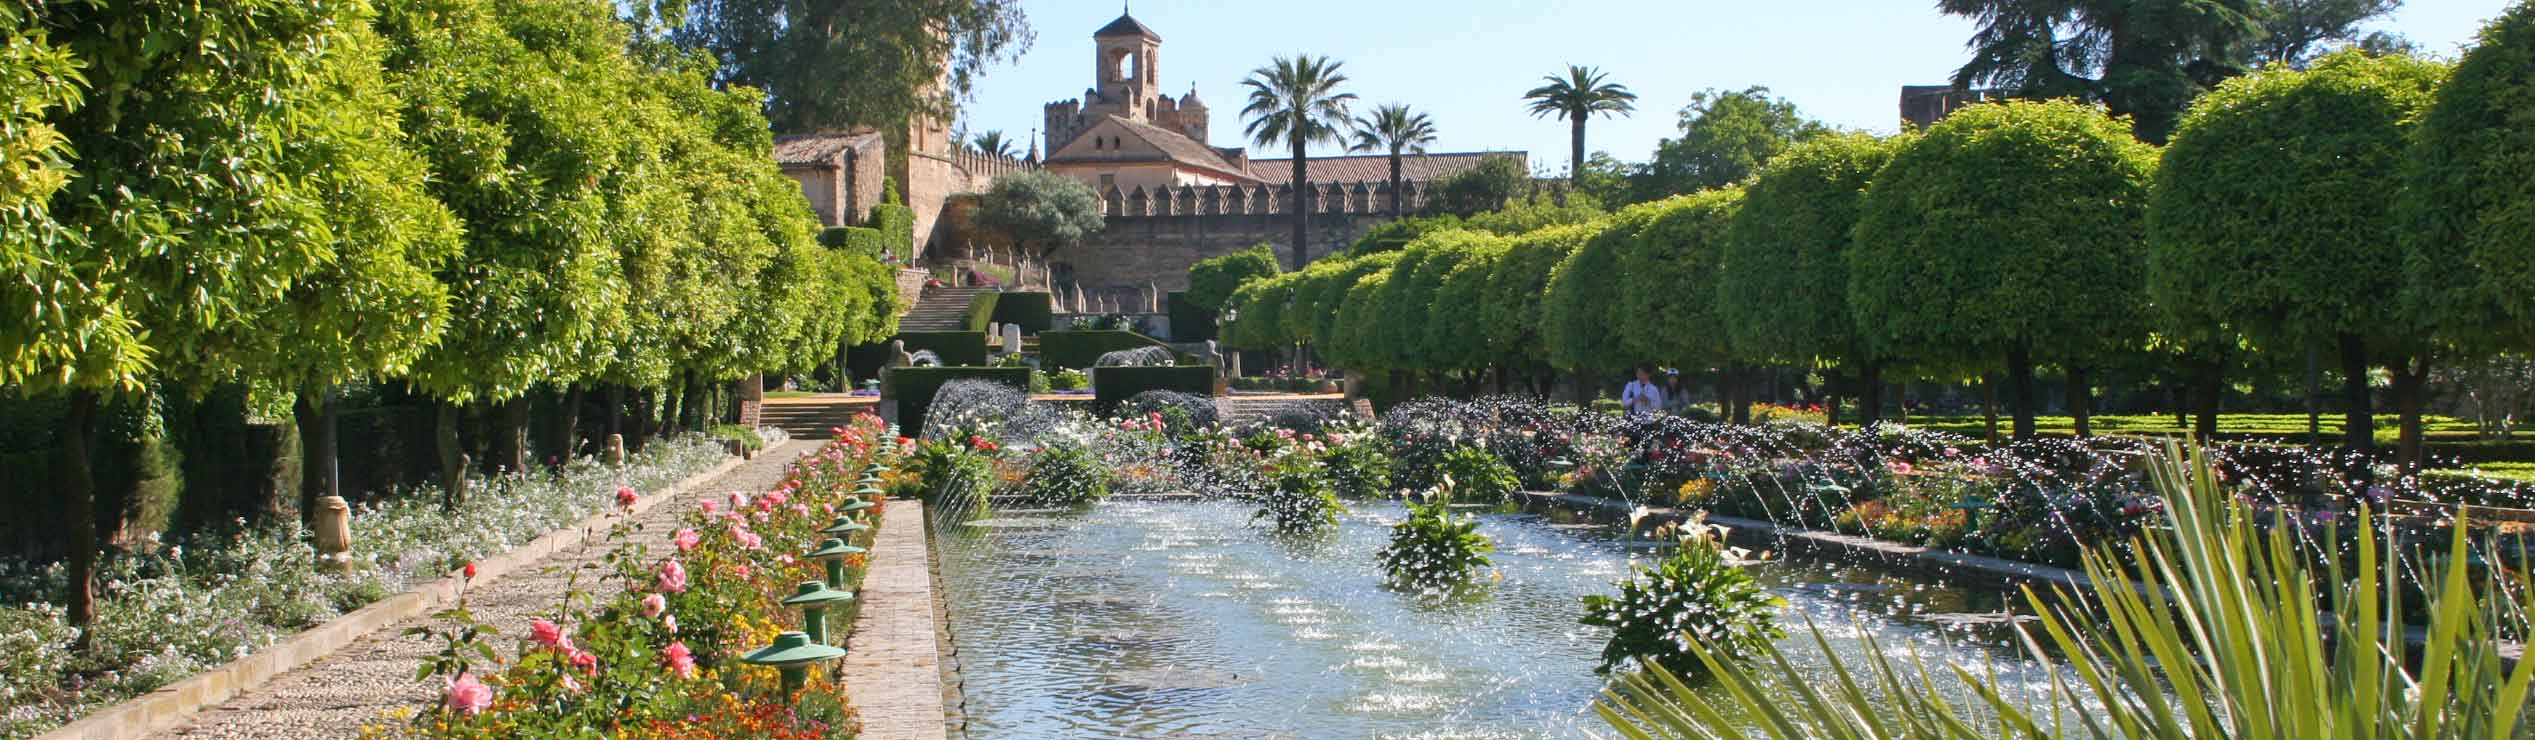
899,286 -> 996,332
758,396 -> 879,439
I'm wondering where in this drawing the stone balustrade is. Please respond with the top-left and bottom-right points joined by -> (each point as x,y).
1098,179 -> 1430,218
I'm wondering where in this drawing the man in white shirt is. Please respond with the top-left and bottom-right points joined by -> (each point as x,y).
1620,365 -> 1666,416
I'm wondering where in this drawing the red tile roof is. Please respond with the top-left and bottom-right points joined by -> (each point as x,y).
1043,116 -> 1260,182
772,131 -> 881,167
1246,151 -> 1522,184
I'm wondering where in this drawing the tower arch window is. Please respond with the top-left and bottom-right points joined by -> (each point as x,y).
1109,49 -> 1139,83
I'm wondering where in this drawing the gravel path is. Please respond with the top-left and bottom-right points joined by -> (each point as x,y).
152,440 -> 811,740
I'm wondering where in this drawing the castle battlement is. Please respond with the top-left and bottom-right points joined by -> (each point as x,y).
1097,179 -> 1429,218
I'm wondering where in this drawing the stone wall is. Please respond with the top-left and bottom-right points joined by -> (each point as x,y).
1049,180 -> 1428,302
905,148 -> 1033,257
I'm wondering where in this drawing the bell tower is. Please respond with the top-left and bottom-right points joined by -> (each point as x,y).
1092,10 -> 1162,116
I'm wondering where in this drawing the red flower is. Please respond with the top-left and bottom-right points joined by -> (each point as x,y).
462,562 -> 477,580
615,486 -> 639,509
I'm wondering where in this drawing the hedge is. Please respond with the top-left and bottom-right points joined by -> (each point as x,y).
1038,330 -> 1174,371
885,366 -> 1032,437
1092,365 -> 1218,415
990,291 -> 1053,334
820,226 -> 887,259
960,291 -> 1000,333
1167,291 -> 1216,342
846,331 -> 991,384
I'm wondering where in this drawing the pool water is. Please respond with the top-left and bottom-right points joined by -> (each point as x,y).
934,498 -> 2057,739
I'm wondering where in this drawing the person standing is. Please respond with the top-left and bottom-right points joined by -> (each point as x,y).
1620,365 -> 1666,416
1662,370 -> 1691,414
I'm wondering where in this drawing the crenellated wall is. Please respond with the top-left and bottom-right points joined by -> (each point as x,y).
906,146 -> 1037,255
1094,178 -> 1429,218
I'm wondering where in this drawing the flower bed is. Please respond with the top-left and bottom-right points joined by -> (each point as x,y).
381,414 -> 902,739
0,436 -> 730,738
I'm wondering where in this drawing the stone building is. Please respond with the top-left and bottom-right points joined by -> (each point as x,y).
1899,84 -> 2008,129
1032,10 -> 1523,299
773,130 -> 886,228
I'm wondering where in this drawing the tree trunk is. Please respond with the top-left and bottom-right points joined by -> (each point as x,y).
1858,361 -> 1884,427
2389,354 -> 2430,472
2339,332 -> 2374,454
2305,344 -> 2322,447
2067,366 -> 2092,438
1388,152 -> 1405,219
63,388 -> 100,641
496,396 -> 531,476
1715,368 -> 1732,421
628,389 -> 652,453
2191,359 -> 2222,442
1981,374 -> 1999,442
1569,117 -> 1587,188
662,378 -> 685,437
1729,367 -> 1752,424
294,384 -> 339,519
436,400 -> 467,510
2005,346 -> 2036,439
605,384 -> 625,441
1289,137 -> 1310,271
552,384 -> 583,466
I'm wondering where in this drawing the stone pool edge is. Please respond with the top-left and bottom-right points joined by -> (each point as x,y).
842,499 -> 952,740
1512,490 -> 2097,591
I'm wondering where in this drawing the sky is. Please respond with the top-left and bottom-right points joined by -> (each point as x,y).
958,0 -> 2518,173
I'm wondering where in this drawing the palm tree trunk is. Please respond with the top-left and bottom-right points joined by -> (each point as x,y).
1388,151 -> 1404,219
1569,117 -> 1587,187
1289,138 -> 1310,271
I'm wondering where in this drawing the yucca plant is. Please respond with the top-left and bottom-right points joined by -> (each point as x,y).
1594,441 -> 2535,739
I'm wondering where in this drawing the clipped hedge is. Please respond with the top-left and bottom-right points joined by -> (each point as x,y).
990,291 -> 1053,334
1092,365 -> 1218,415
886,366 -> 1032,437
1167,291 -> 1216,342
1038,330 -> 1173,371
848,332 -> 992,383
821,226 -> 887,259
960,291 -> 1000,333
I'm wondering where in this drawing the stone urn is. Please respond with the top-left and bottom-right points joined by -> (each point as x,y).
311,495 -> 353,571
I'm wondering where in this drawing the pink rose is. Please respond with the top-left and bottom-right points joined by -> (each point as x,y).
569,648 -> 599,675
614,485 -> 638,509
664,641 -> 698,679
663,614 -> 679,634
443,673 -> 493,715
529,618 -> 571,652
640,593 -> 667,619
700,500 -> 719,515
656,560 -> 689,594
732,563 -> 752,581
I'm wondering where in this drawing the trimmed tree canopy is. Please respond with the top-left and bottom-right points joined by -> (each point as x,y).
1482,223 -> 1598,366
1185,243 -> 1281,312
2151,50 -> 2446,353
1848,99 -> 2157,372
2402,3 -> 2535,352
1619,187 -> 1744,369
1717,133 -> 1898,369
1544,201 -> 1668,372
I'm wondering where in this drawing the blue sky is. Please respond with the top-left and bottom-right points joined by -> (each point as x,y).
959,0 -> 2517,173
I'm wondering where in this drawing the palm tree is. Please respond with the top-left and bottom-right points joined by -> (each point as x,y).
1241,54 -> 1357,271
969,130 -> 1017,159
1523,65 -> 1637,186
1348,103 -> 1439,219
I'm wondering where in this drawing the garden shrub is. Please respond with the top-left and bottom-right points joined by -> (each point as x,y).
1378,495 -> 1495,592
1166,291 -> 1216,342
1184,243 -> 1280,313
705,424 -> 764,452
1037,330 -> 1171,371
988,291 -> 1053,334
1254,455 -> 1344,533
1017,441 -> 1109,506
1321,432 -> 1395,499
1440,445 -> 1521,502
884,366 -> 1029,438
1579,522 -> 1784,677
1092,366 -> 1216,415
1047,368 -> 1090,391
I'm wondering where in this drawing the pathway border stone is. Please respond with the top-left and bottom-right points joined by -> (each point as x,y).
840,499 -> 947,740
42,452 -> 750,740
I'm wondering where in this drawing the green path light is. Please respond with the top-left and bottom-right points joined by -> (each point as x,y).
739,631 -> 847,699
805,537 -> 866,590
780,580 -> 855,644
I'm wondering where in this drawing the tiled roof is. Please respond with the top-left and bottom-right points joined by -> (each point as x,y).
1043,116 -> 1259,182
1094,13 -> 1160,40
1247,151 -> 1522,184
772,131 -> 881,166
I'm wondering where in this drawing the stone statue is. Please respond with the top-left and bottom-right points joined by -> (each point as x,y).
1202,340 -> 1224,377
1003,324 -> 1023,354
605,433 -> 626,466
312,495 -> 352,571
889,339 -> 914,368
1147,282 -> 1161,313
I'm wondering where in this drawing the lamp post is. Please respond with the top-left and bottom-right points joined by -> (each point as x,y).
740,631 -> 847,699
780,581 -> 854,645
805,537 -> 866,591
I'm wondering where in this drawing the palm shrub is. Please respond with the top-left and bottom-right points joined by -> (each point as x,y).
1593,441 -> 2535,739
1580,517 -> 1785,678
1378,490 -> 1495,592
